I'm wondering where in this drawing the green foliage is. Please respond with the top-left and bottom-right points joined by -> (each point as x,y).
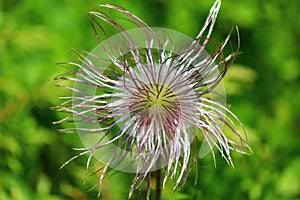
0,0 -> 299,199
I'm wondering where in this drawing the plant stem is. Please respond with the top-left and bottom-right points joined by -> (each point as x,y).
156,169 -> 162,200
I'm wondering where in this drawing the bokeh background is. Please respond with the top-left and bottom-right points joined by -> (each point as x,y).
1,0 -> 299,199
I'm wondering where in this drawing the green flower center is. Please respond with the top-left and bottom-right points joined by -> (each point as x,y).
144,84 -> 178,111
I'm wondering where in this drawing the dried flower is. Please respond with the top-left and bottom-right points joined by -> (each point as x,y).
55,0 -> 251,199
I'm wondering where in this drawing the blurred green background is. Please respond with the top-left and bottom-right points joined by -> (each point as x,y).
0,0 -> 299,199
